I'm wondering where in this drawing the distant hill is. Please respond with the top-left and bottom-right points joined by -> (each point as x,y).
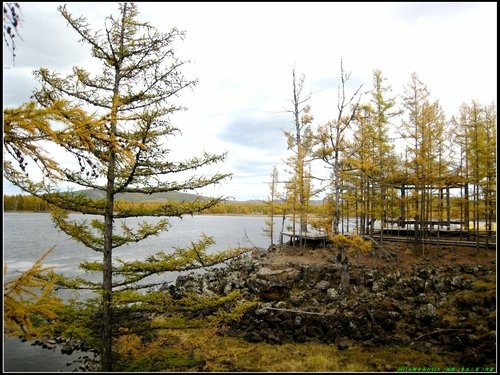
226,199 -> 325,205
76,189 -> 207,203
73,190 -> 326,205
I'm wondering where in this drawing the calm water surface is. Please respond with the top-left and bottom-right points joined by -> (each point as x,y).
3,212 -> 283,372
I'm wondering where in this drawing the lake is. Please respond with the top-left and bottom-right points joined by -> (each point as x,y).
3,212 -> 286,372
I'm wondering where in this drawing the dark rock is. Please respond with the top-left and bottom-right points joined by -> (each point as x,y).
257,285 -> 290,301
315,280 -> 330,291
362,338 -> 375,347
326,287 -> 340,301
61,343 -> 74,355
337,337 -> 351,350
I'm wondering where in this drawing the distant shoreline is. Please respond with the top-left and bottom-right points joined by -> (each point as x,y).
2,210 -> 270,218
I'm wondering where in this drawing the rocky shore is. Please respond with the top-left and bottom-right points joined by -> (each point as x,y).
174,242 -> 496,369
30,240 -> 495,371
25,336 -> 100,372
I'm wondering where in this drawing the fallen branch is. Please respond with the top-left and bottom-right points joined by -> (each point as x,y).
362,235 -> 390,256
263,307 -> 325,316
413,328 -> 472,342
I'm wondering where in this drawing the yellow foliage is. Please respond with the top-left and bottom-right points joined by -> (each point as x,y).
3,247 -> 64,339
329,234 -> 372,254
114,334 -> 143,359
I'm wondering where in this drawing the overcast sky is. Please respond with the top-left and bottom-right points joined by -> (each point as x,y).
3,2 -> 497,201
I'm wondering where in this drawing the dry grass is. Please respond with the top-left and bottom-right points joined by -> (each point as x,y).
168,329 -> 464,372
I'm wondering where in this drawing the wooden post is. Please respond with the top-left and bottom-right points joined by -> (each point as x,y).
446,187 -> 451,230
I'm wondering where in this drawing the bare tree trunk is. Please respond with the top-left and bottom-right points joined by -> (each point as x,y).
102,133 -> 116,371
102,70 -> 120,370
102,191 -> 114,372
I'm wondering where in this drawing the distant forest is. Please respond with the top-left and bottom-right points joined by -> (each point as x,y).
3,192 -> 491,221
2,192 -> 284,216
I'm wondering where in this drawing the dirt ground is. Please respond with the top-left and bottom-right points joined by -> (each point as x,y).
265,240 -> 496,273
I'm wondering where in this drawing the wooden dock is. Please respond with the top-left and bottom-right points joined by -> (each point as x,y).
372,233 -> 496,249
372,226 -> 496,249
280,229 -> 328,245
279,227 -> 496,249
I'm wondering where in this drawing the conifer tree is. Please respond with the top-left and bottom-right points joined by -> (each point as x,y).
368,70 -> 401,236
451,101 -> 497,247
348,103 -> 377,235
346,70 -> 400,237
313,59 -> 362,234
482,103 -> 496,241
3,3 -> 246,370
283,68 -> 315,244
263,165 -> 280,246
400,73 -> 447,255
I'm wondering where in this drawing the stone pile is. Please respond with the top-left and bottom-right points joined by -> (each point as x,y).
174,244 -> 496,366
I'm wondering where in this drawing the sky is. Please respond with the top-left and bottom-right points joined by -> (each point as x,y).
3,2 -> 497,201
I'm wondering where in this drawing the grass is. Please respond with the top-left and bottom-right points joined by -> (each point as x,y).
129,327 -> 466,372
201,335 -> 466,372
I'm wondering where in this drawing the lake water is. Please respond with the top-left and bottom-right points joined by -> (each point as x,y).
3,212 -> 285,372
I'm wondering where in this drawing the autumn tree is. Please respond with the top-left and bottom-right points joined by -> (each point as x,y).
450,104 -> 473,235
263,165 -> 280,246
3,3 -> 250,371
482,103 -> 496,241
346,70 -> 400,237
451,101 -> 497,247
282,68 -> 315,245
346,103 -> 378,235
399,73 -> 447,255
313,59 -> 363,235
367,70 -> 401,232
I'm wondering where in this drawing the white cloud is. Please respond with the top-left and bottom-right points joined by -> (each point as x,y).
3,2 -> 497,201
